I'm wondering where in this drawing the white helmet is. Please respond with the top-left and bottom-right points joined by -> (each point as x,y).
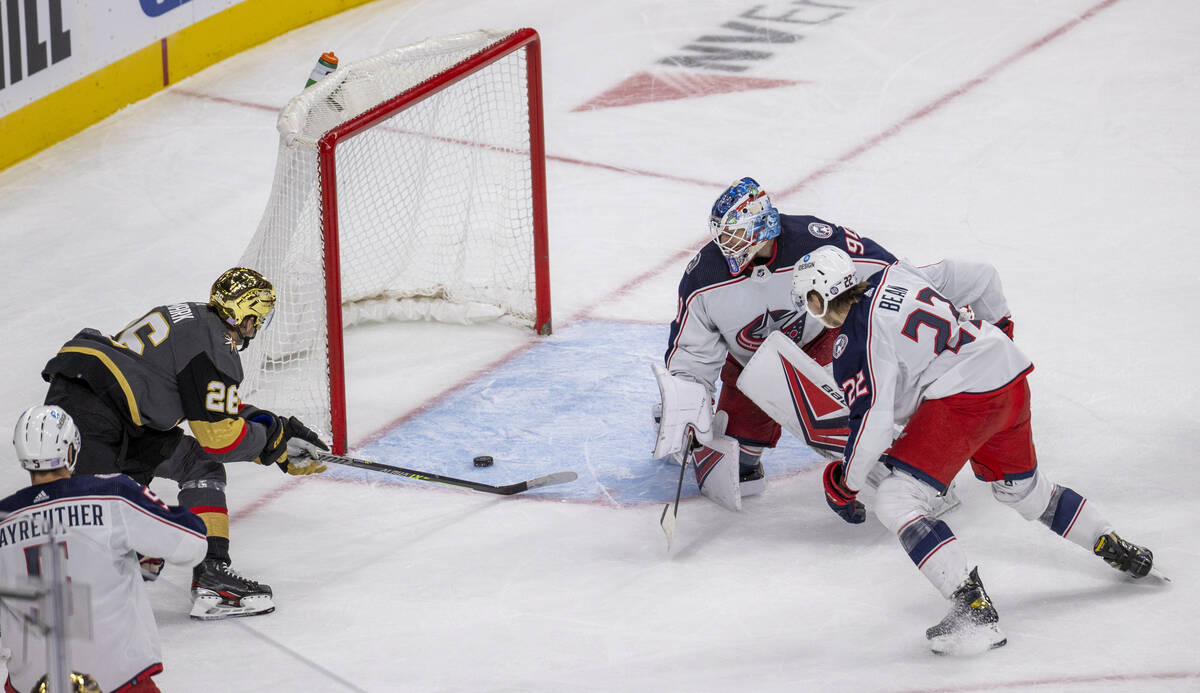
791,245 -> 859,321
13,405 -> 80,472
709,177 -> 782,274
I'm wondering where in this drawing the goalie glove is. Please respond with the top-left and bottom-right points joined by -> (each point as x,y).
822,460 -> 866,524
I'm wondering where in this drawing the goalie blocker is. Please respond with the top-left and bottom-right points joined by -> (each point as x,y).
736,331 -> 850,457
737,332 -> 962,516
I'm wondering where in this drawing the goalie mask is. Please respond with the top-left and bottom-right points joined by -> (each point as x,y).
709,177 -> 781,274
13,405 -> 80,473
210,267 -> 277,338
791,245 -> 858,323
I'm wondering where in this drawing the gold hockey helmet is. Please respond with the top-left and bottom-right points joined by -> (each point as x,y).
31,671 -> 102,693
210,267 -> 276,331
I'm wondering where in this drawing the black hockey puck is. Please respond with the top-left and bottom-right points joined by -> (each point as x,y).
473,455 -> 494,468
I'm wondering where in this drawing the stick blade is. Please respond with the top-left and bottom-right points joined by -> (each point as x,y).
522,470 -> 578,490
660,503 -> 677,550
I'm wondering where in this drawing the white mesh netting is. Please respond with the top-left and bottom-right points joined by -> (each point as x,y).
237,29 -> 540,441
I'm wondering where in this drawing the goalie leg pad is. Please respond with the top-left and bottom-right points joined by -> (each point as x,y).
691,432 -> 742,512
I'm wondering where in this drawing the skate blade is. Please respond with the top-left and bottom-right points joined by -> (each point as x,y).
190,594 -> 275,621
930,624 -> 1007,656
1142,566 -> 1172,583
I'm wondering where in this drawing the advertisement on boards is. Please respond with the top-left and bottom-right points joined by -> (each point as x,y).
1,0 -> 246,116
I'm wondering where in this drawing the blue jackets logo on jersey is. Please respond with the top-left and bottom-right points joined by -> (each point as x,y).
833,333 -> 848,360
808,222 -> 833,238
736,309 -> 805,352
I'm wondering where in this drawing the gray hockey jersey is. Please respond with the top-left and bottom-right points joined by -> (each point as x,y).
41,302 -> 268,461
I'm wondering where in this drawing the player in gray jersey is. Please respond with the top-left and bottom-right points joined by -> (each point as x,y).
38,268 -> 329,620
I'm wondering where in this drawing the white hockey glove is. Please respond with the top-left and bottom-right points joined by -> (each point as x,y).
651,363 -> 714,460
284,437 -> 328,476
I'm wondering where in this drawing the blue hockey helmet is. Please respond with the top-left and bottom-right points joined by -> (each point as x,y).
708,177 -> 781,274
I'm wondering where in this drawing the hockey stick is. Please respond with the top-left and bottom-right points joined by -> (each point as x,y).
660,430 -> 695,550
317,453 -> 577,495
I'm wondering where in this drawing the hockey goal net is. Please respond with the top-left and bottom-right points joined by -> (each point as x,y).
237,28 -> 550,454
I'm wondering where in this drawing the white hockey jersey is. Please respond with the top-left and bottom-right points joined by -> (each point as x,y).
665,215 -> 896,396
665,213 -> 1014,400
831,262 -> 1033,491
0,474 -> 207,693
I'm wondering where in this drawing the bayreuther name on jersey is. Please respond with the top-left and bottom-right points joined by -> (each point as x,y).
0,503 -> 105,547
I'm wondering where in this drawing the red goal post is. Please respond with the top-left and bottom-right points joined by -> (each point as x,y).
238,28 -> 550,454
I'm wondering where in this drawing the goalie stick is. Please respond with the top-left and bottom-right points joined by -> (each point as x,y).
316,453 -> 577,495
659,431 -> 694,551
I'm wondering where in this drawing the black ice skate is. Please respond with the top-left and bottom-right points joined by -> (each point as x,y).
926,567 -> 1007,655
739,461 -> 766,497
1093,532 -> 1154,579
190,558 -> 275,620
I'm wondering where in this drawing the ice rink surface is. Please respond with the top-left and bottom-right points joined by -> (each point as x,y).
2,0 -> 1199,690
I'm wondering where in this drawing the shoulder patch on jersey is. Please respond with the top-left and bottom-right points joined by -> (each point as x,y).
833,333 -> 849,360
685,251 -> 702,274
808,222 -> 833,239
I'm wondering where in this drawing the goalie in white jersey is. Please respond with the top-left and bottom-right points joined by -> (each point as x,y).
791,246 -> 1155,654
0,405 -> 207,692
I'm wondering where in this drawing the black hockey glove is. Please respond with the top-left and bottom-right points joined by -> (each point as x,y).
822,460 -> 866,524
241,406 -> 328,474
241,406 -> 287,467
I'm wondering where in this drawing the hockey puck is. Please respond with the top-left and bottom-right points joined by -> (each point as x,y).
473,455 -> 494,468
